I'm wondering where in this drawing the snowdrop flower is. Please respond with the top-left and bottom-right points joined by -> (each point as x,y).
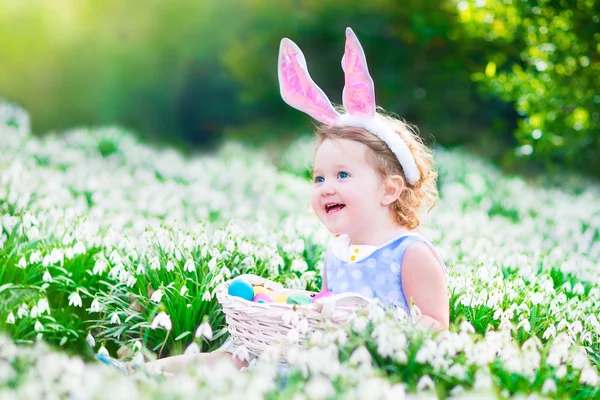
93,259 -> 107,275
68,292 -> 82,307
98,345 -> 109,356
42,270 -> 52,283
110,312 -> 121,325
183,259 -> 195,272
541,378 -> 557,394
150,312 -> 172,331
73,241 -> 86,255
17,304 -> 28,319
201,290 -> 212,302
166,261 -> 175,272
86,334 -> 96,348
34,321 -> 44,332
305,375 -> 335,400
416,375 -> 434,391
195,321 -> 213,340
17,256 -> 26,269
179,285 -> 188,296
349,346 -> 372,366
184,342 -> 200,355
573,282 -> 585,295
150,289 -> 164,303
579,366 -> 599,386
208,258 -> 217,272
6,312 -> 15,324
37,299 -> 49,315
89,298 -> 102,312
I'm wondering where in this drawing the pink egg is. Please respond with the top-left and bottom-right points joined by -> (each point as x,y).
312,290 -> 334,302
253,293 -> 274,303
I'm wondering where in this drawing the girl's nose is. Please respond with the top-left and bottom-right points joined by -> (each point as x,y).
320,182 -> 336,196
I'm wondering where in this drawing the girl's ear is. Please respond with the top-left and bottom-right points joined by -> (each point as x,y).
381,175 -> 404,206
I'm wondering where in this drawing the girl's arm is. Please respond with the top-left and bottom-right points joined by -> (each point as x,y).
401,242 -> 450,331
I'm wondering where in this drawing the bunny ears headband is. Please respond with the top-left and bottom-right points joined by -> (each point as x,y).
278,27 -> 421,185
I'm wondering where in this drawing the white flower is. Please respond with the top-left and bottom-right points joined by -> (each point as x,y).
68,292 -> 82,307
573,282 -> 585,295
37,299 -> 49,314
73,241 -> 86,255
179,285 -> 188,296
202,290 -> 212,302
30,305 -> 39,319
42,271 -> 52,282
6,312 -> 15,324
110,312 -> 121,325
166,261 -> 175,272
541,378 -> 557,394
305,375 -> 335,400
150,312 -> 172,331
17,256 -> 26,269
184,342 -> 200,355
516,319 -> 531,333
183,259 -> 195,272
89,298 -> 102,312
17,304 -> 29,319
150,289 -> 164,303
93,259 -> 108,275
195,321 -> 213,340
580,366 -> 599,386
349,346 -> 372,366
208,258 -> 217,271
86,334 -> 96,348
460,320 -> 475,333
416,375 -> 434,392
98,346 -> 109,356
34,320 -> 44,332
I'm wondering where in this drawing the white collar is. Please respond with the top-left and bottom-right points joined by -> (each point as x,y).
329,232 -> 416,263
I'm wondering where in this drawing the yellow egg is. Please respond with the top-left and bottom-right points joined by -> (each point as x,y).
254,286 -> 269,295
274,294 -> 288,303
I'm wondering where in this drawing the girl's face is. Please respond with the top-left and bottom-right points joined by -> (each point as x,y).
311,138 -> 388,238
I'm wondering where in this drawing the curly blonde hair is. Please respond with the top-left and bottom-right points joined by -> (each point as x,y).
314,111 -> 438,230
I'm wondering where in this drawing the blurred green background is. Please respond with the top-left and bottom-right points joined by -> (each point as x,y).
1,0 -> 598,176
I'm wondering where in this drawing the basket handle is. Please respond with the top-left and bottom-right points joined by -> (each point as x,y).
315,292 -> 374,318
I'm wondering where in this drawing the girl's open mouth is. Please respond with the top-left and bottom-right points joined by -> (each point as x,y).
325,203 -> 346,214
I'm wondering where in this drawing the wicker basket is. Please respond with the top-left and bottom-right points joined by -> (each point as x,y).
215,274 -> 373,358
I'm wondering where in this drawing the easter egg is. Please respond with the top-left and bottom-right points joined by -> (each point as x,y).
253,286 -> 269,295
312,290 -> 334,302
227,279 -> 254,301
253,293 -> 274,303
287,293 -> 312,305
274,294 -> 288,303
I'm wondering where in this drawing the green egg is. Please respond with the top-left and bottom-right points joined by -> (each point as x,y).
286,293 -> 312,305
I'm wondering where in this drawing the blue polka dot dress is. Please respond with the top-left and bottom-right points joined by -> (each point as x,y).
325,233 -> 448,314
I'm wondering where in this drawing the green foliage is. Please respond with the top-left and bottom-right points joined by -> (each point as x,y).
450,0 -> 600,174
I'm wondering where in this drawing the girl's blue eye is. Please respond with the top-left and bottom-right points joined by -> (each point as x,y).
314,176 -> 324,183
338,171 -> 349,179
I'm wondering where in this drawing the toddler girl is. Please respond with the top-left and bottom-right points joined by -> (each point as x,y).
280,27 -> 449,330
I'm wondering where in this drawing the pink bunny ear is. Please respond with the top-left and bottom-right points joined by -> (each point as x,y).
342,27 -> 376,119
278,38 -> 340,125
